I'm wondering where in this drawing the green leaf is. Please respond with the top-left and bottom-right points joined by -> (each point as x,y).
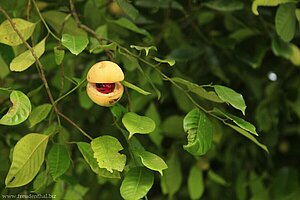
61,34 -> 89,55
42,11 -> 87,36
110,18 -> 151,37
135,0 -> 184,11
10,37 -> 46,72
160,152 -> 182,197
136,151 -> 168,175
275,3 -> 296,42
122,112 -> 156,139
251,0 -> 295,15
296,9 -> 300,27
0,18 -> 36,46
162,115 -> 184,139
272,36 -> 293,59
0,55 -> 10,79
214,85 -> 247,115
188,166 -> 204,199
29,104 -> 52,128
154,57 -> 175,66
91,136 -> 126,173
89,42 -> 117,53
208,170 -> 228,186
183,108 -> 213,156
116,0 -> 139,20
5,133 -> 49,187
130,45 -> 157,56
203,0 -> 244,12
290,43 -> 300,66
32,170 -> 52,194
171,77 -> 223,103
47,144 -> 70,180
227,123 -> 269,153
77,142 -> 120,178
212,108 -> 257,136
54,47 -> 65,65
120,167 -> 154,200
122,80 -> 151,95
145,103 -> 163,147
0,90 -> 31,125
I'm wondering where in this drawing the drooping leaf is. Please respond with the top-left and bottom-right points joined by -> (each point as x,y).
208,170 -> 228,186
47,144 -> 70,180
154,57 -> 175,66
91,136 -> 126,173
54,47 -> 65,65
61,34 -> 89,55
120,167 -> 154,200
214,85 -> 247,115
275,3 -> 296,42
109,18 -> 151,37
183,108 -> 213,156
10,37 -> 46,72
171,77 -> 223,103
116,0 -> 139,20
203,0 -> 244,12
251,0 -> 295,15
29,104 -> 52,128
0,18 -> 36,46
0,90 -> 31,126
212,108 -> 257,136
77,142 -> 120,178
42,11 -> 87,36
227,123 -> 269,153
130,45 -> 157,56
122,112 -> 156,139
122,80 -> 151,95
160,152 -> 182,197
136,151 -> 168,175
5,133 -> 49,187
188,166 -> 204,199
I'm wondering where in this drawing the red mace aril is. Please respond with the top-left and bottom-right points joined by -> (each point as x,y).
95,83 -> 116,94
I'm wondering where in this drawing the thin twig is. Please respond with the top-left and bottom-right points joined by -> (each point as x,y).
58,111 -> 93,141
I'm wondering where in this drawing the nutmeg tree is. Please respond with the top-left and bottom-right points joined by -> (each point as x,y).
1,0 -> 300,199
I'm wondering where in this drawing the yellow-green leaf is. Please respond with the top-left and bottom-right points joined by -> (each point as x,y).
0,18 -> 36,46
5,133 -> 49,187
29,104 -> 52,128
10,38 -> 46,72
251,0 -> 295,15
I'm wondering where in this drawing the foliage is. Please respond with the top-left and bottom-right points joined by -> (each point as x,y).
0,0 -> 300,199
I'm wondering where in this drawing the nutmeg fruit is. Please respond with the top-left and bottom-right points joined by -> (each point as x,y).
86,61 -> 124,107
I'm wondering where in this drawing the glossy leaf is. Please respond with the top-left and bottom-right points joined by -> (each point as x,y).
183,108 -> 213,156
42,11 -> 87,36
77,142 -> 120,178
0,90 -> 31,125
10,38 -> 46,72
188,166 -> 204,199
171,77 -> 223,103
252,0 -> 295,15
54,47 -> 65,65
116,0 -> 139,20
154,57 -> 175,66
5,133 -> 49,187
212,108 -> 257,136
122,80 -> 151,95
110,18 -> 151,37
214,85 -> 247,115
47,144 -> 70,180
130,45 -> 157,56
29,104 -> 52,128
120,167 -> 154,200
160,152 -> 182,197
227,123 -> 269,153
0,18 -> 36,46
275,3 -> 296,42
122,112 -> 156,139
61,34 -> 89,55
136,151 -> 168,175
91,136 -> 126,173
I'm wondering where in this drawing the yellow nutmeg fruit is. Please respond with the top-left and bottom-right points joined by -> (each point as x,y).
86,61 -> 124,107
